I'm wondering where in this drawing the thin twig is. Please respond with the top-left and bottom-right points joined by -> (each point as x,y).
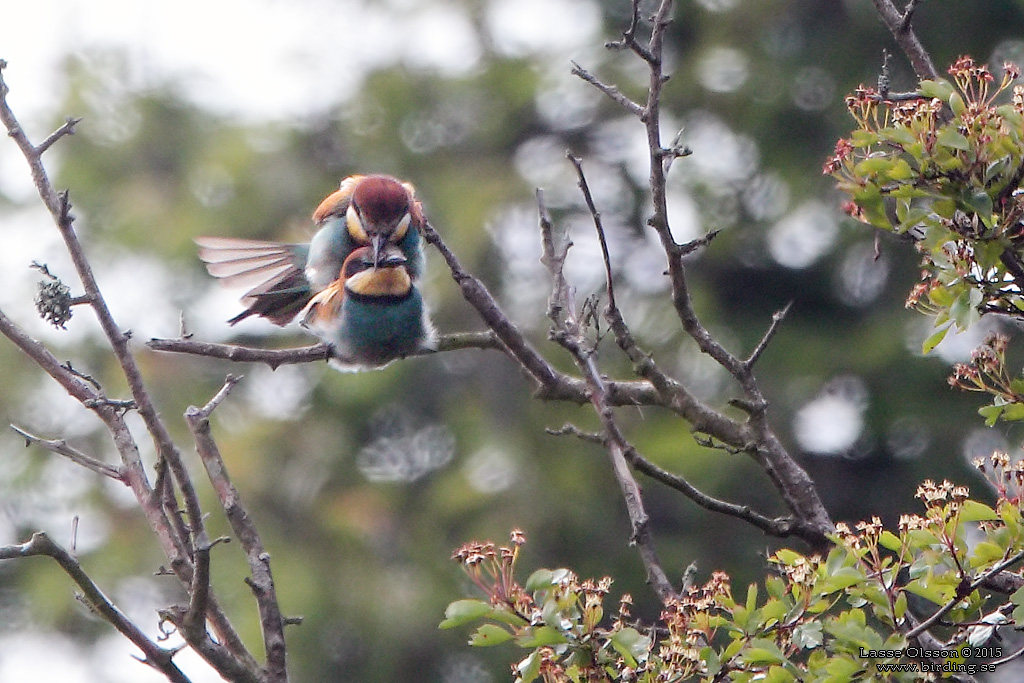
570,61 -> 645,119
546,423 -> 604,444
567,152 -> 616,310
744,302 -> 793,371
550,424 -> 810,538
0,532 -> 191,683
623,444 -> 815,539
906,549 -> 1024,640
989,642 -> 1024,667
10,425 -> 124,481
36,116 -> 83,155
421,220 -> 572,395
605,0 -> 656,64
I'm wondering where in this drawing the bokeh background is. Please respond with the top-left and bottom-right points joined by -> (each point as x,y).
3,1 -> 1024,680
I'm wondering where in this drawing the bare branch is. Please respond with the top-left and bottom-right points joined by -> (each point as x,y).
546,423 -> 604,444
185,378 -> 288,683
567,0 -> 835,550
184,531 -> 214,640
744,302 -> 793,370
146,331 -> 503,369
570,61 -> 645,118
1,62 -> 263,680
605,0 -> 656,64
36,116 -> 83,155
536,192 -> 676,601
623,444 -> 816,540
566,152 -> 616,310
550,424 -> 812,539
537,188 -> 573,331
10,425 -> 124,481
0,532 -> 191,683
421,220 -> 574,394
870,0 -> 939,80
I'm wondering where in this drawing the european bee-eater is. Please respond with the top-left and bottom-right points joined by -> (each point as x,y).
196,174 -> 425,326
301,245 -> 435,369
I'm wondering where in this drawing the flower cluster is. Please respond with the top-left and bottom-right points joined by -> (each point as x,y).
656,572 -> 731,677
973,450 -> 1024,507
948,333 -> 1024,426
452,529 -> 527,608
947,56 -> 1020,111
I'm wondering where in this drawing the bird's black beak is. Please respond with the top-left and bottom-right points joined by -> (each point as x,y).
370,234 -> 386,269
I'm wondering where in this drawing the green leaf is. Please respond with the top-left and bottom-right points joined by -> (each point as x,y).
999,403 -> 1024,422
878,530 -> 902,552
822,566 -> 865,592
932,197 -> 958,220
886,126 -> 918,147
440,599 -> 493,629
824,655 -> 861,679
541,597 -> 562,628
609,627 -> 650,668
742,640 -> 787,665
980,404 -> 1006,427
922,324 -> 951,354
886,158 -> 916,181
516,650 -> 542,683
949,91 -> 967,117
722,636 -> 746,662
469,623 -> 514,647
937,126 -> 971,151
973,239 -> 1006,270
971,541 -> 1008,567
525,568 -> 555,591
851,185 -> 894,229
905,577 -> 949,605
855,156 -> 896,175
896,206 -> 931,233
793,621 -> 824,649
949,288 -> 980,329
919,79 -> 955,100
764,665 -> 797,683
962,190 -> 994,228
959,500 -> 999,522
702,646 -> 722,676
760,598 -> 788,626
773,549 -> 804,564
894,591 -> 907,621
516,625 -> 568,648
488,605 -> 530,628
850,129 -> 880,147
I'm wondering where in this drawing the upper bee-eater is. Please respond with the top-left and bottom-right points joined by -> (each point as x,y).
196,174 -> 425,326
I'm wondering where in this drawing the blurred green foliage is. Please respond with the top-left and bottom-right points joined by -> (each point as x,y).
3,1 -> 1024,681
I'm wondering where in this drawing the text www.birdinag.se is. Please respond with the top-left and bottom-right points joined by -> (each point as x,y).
862,647 -> 1001,676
